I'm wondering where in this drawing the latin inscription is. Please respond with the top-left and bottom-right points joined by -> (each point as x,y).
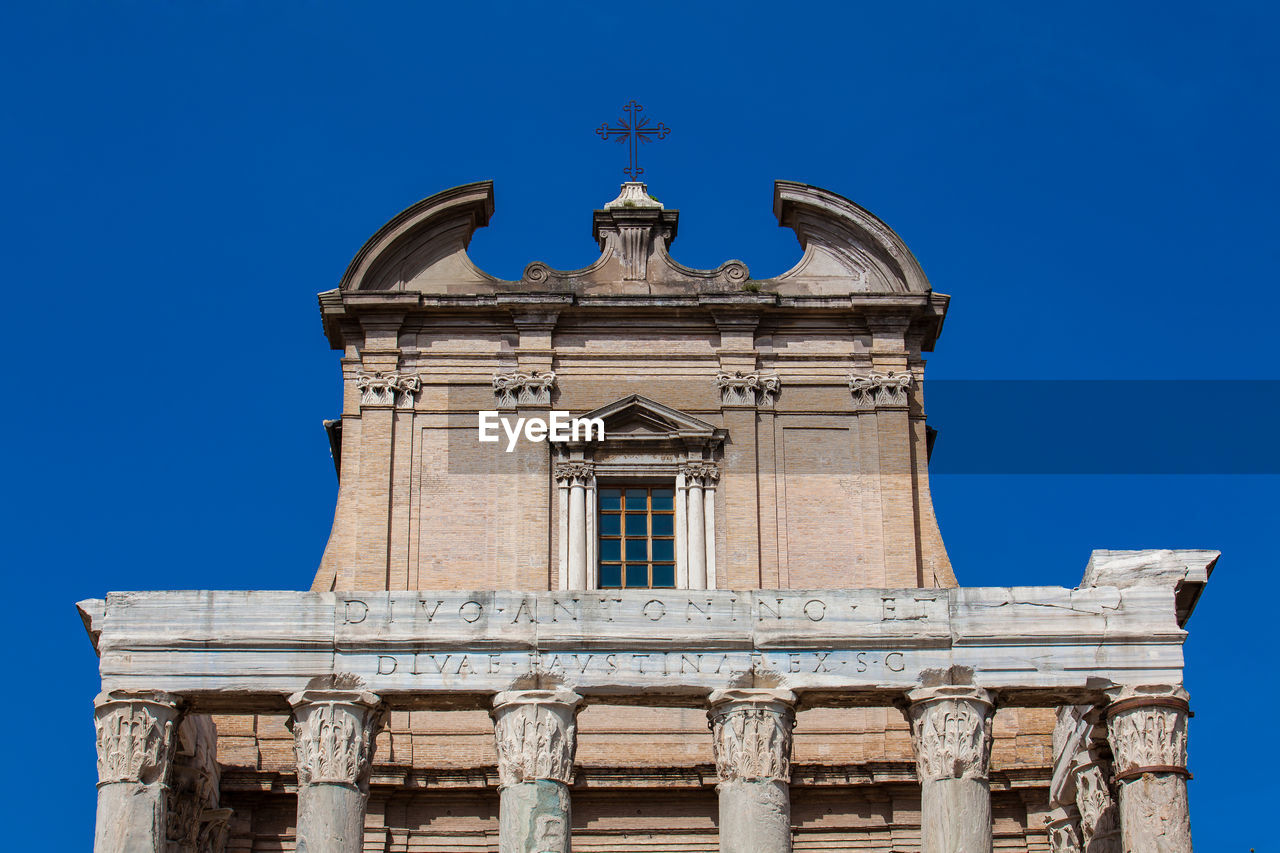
366,650 -> 909,680
339,592 -> 946,627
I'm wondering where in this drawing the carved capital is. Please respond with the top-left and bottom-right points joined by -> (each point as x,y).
1045,806 -> 1083,853
94,690 -> 182,787
707,688 -> 797,784
848,371 -> 913,411
287,690 -> 385,791
1105,685 -> 1189,781
493,370 -> 556,408
355,371 -> 421,407
906,685 -> 994,783
1074,758 -> 1121,851
491,688 -> 583,788
680,461 -> 720,489
553,461 -> 594,488
196,808 -> 233,853
714,371 -> 780,407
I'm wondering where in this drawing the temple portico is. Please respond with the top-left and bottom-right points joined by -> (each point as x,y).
81,549 -> 1213,853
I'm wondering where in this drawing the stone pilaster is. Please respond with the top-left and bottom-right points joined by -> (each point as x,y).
492,688 -> 583,853
708,688 -> 797,853
1045,806 -> 1083,853
714,371 -> 779,408
1074,757 -> 1121,853
493,371 -> 557,409
288,690 -> 386,853
94,690 -> 183,853
355,371 -> 421,409
165,715 -> 226,853
906,685 -> 995,853
1105,686 -> 1192,853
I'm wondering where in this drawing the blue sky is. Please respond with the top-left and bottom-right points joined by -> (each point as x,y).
2,1 -> 1275,847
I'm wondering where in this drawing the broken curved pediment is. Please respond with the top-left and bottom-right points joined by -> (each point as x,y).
337,179 -> 933,296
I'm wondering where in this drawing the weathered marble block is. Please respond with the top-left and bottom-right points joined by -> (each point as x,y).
80,585 -> 1190,711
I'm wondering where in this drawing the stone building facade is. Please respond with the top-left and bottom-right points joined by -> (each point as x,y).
79,180 -> 1215,852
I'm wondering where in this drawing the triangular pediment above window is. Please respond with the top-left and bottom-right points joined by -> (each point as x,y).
579,395 -> 725,446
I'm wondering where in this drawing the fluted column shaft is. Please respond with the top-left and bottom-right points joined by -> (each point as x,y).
288,690 -> 385,853
1105,686 -> 1192,853
93,691 -> 183,853
556,463 -> 592,589
708,688 -> 797,853
906,685 -> 995,853
492,688 -> 583,853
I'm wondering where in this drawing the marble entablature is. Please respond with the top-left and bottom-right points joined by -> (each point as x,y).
80,576 -> 1195,710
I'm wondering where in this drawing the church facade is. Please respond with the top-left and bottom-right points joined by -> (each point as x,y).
79,180 -> 1214,853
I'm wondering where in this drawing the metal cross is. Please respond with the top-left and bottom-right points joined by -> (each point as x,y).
596,100 -> 670,183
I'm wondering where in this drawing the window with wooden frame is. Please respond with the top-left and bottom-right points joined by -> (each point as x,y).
598,486 -> 676,588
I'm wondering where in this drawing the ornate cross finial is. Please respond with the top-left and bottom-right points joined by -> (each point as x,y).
596,100 -> 669,182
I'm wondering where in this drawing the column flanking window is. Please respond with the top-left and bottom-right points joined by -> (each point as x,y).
598,486 -> 676,588
553,394 -> 725,591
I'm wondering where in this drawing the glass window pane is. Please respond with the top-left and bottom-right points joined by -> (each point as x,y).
651,489 -> 674,510
625,488 -> 648,506
625,564 -> 649,587
599,489 -> 621,511
651,564 -> 675,587
600,514 -> 620,535
651,514 -> 674,536
625,539 -> 647,561
599,564 -> 621,588
652,539 -> 674,561
600,539 -> 620,562
625,514 -> 647,536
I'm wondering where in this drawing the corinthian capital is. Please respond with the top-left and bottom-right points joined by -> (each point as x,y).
1105,685 -> 1190,780
707,688 -> 797,784
680,461 -> 720,488
1074,758 -> 1121,851
906,685 -> 994,783
1045,806 -> 1083,853
94,691 -> 182,787
493,370 -> 556,408
491,688 -> 583,788
848,371 -> 913,411
287,690 -> 385,791
714,371 -> 780,407
355,371 -> 421,407
553,461 -> 594,487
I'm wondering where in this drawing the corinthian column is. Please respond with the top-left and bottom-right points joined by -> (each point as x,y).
1105,686 -> 1192,853
906,685 -> 995,853
492,688 -> 583,853
555,463 -> 592,589
287,690 -> 386,853
93,690 -> 183,853
708,689 -> 797,853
